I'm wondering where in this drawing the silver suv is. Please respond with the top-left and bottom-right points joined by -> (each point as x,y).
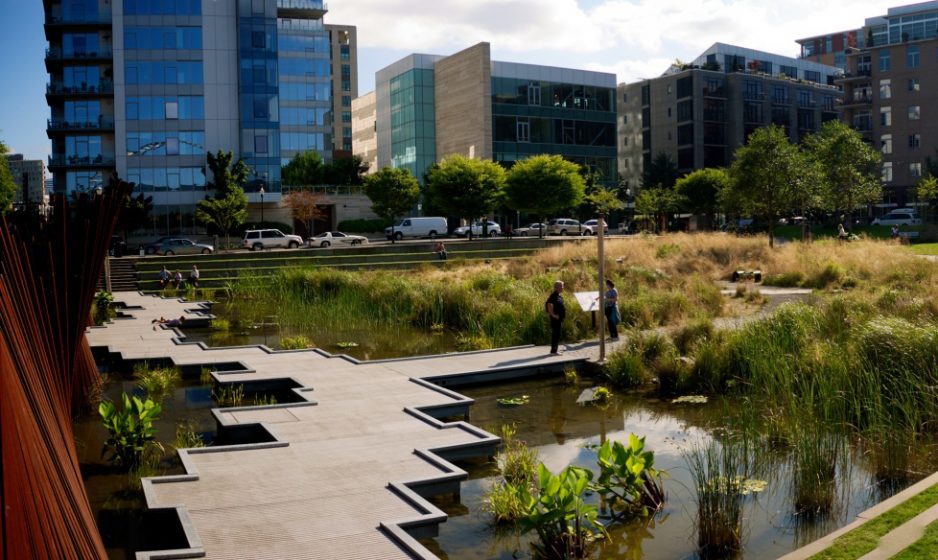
547,218 -> 592,236
242,229 -> 303,251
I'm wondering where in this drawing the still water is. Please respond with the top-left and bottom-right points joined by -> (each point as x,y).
420,378 -> 938,559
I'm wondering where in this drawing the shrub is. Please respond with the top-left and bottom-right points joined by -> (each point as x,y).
603,349 -> 646,388
763,271 -> 804,287
807,261 -> 845,289
99,393 -> 163,469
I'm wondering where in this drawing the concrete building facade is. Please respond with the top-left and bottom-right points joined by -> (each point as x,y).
839,1 -> 938,206
618,43 -> 842,189
351,91 -> 377,174
374,43 -> 617,186
5,155 -> 47,208
44,0 -> 333,233
326,24 -> 357,157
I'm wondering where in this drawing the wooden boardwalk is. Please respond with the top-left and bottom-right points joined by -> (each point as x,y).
87,293 -> 586,559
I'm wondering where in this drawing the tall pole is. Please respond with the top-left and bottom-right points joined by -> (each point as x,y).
259,186 -> 265,224
598,211 -> 606,362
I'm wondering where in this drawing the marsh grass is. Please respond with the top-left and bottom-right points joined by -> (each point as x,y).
602,332 -> 678,389
485,425 -> 539,525
280,335 -> 314,350
173,422 -> 206,450
213,384 -> 244,407
685,437 -> 754,558
790,419 -> 847,517
133,363 -> 181,402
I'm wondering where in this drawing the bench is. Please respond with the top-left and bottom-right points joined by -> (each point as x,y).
732,269 -> 762,283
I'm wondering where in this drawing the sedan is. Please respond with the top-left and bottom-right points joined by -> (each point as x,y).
312,231 -> 369,248
153,238 -> 214,256
514,223 -> 547,236
454,221 -> 501,237
144,236 -> 176,255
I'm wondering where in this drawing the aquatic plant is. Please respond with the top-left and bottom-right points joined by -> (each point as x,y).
497,395 -> 530,407
685,438 -> 752,559
213,384 -> 244,407
281,335 -> 313,350
563,365 -> 579,385
199,367 -> 214,384
592,386 -> 612,403
210,318 -> 230,331
497,425 -> 539,487
252,394 -> 278,406
173,422 -> 206,450
99,393 -> 163,469
519,464 -> 606,559
790,420 -> 846,516
485,481 -> 528,525
592,435 -> 665,520
134,363 -> 180,401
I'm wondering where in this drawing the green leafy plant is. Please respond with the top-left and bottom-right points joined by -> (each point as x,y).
592,387 -> 612,403
592,435 -> 665,520
485,425 -> 539,524
281,335 -> 313,350
95,291 -> 114,309
210,318 -> 230,331
99,393 -> 163,469
519,464 -> 606,559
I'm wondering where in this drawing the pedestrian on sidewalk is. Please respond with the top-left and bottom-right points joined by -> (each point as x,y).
545,280 -> 566,355
603,279 -> 620,340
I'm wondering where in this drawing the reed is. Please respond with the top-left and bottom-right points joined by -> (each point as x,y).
133,363 -> 180,402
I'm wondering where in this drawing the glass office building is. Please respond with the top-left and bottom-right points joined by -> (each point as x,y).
44,0 -> 332,233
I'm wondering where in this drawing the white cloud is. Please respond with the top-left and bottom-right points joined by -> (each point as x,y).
335,0 -> 897,91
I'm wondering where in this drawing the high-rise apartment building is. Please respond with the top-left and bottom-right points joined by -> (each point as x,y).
839,1 -> 938,205
373,42 -> 617,186
5,154 -> 46,209
326,24 -> 357,157
44,0 -> 333,232
618,43 -> 842,189
351,91 -> 377,174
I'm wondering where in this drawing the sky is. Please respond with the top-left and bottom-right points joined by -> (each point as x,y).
0,0 -> 898,163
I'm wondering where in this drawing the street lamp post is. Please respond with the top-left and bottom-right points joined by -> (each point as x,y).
95,185 -> 112,293
259,172 -> 268,224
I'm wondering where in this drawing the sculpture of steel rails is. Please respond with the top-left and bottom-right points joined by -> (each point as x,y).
0,182 -> 130,559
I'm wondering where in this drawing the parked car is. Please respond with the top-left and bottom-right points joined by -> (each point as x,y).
152,238 -> 213,256
454,221 -> 502,237
582,219 -> 609,234
242,229 -> 303,251
384,217 -> 447,240
311,231 -> 368,248
872,209 -> 922,226
514,222 -> 547,236
144,236 -> 176,255
547,218 -> 591,236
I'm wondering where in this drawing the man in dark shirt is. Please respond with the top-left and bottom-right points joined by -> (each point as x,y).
545,280 -> 566,354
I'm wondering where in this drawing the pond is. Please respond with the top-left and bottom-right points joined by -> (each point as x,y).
419,378 -> 938,560
184,301 -> 461,360
78,362 -> 938,559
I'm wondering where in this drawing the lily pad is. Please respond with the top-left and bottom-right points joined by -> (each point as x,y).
672,395 -> 708,404
335,342 -> 359,349
497,395 -> 530,407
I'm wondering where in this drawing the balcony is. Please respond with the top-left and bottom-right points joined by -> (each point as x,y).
44,12 -> 112,32
48,153 -> 116,168
743,92 -> 766,101
842,92 -> 873,108
47,117 -> 115,134
277,0 -> 327,18
45,47 -> 112,65
46,80 -> 114,97
702,87 -> 726,98
837,70 -> 872,84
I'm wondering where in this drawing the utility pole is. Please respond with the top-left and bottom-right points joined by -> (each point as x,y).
598,211 -> 606,362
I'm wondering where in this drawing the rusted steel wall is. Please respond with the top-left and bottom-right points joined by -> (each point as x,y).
0,183 -> 129,559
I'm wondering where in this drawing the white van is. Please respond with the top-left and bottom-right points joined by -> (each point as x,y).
384,217 -> 447,240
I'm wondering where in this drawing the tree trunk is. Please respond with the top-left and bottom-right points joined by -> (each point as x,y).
768,220 -> 775,248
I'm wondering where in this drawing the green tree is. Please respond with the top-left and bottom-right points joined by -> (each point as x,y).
803,120 -> 882,226
674,168 -> 729,230
323,155 -> 369,186
634,188 -> 679,233
726,125 -> 813,247
0,140 -> 15,213
426,155 -> 507,238
117,191 -> 153,239
196,189 -> 248,250
642,152 -> 679,190
206,150 -> 250,198
282,150 -> 324,186
363,166 -> 420,243
505,154 -> 585,238
915,175 -> 938,224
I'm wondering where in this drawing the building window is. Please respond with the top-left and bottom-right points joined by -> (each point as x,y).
342,80 -> 351,92
882,161 -> 893,182
804,70 -> 821,83
166,137 -> 179,155
622,93 -> 628,103
622,115 -> 628,125
880,79 -> 891,99
879,50 -> 891,72
527,83 -> 541,106
255,134 -> 268,154
677,100 -> 692,121
341,111 -> 351,123
910,162 -> 922,178
909,78 -> 920,92
908,45 -> 919,68
881,134 -> 892,154
165,101 -> 178,120
516,118 -> 530,142
342,95 -> 351,107
881,106 -> 892,126
909,134 -> 921,148
909,105 -> 921,120
251,31 -> 265,49
623,136 -> 628,146
667,85 -> 672,94
667,107 -> 672,117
